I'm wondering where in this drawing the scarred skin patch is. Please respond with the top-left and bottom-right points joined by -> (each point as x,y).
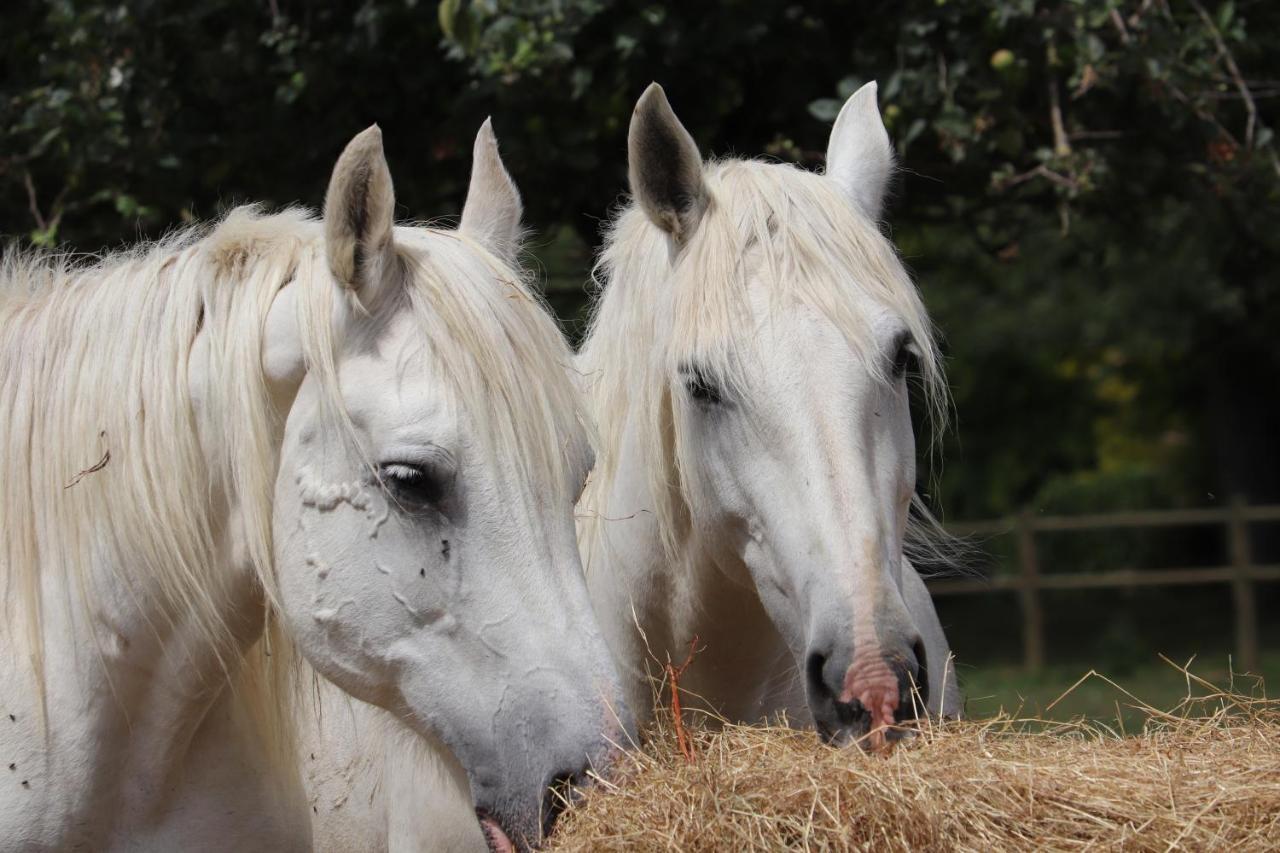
296,467 -> 371,512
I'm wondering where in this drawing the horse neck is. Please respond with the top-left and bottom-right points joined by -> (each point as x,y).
33,499 -> 269,803
5,331 -> 290,843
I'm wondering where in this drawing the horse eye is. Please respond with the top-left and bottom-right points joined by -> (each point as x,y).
682,366 -> 724,406
891,334 -> 917,379
379,462 -> 447,507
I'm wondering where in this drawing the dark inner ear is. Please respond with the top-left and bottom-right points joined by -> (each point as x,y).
635,121 -> 699,223
324,125 -> 396,298
629,85 -> 706,241
346,163 -> 373,276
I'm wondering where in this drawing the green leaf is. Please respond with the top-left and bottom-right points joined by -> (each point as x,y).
1217,1 -> 1234,32
902,117 -> 927,149
807,98 -> 842,122
30,225 -> 59,247
438,0 -> 459,38
29,127 -> 62,158
836,75 -> 864,99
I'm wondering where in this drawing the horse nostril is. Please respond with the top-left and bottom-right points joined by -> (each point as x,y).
805,650 -> 831,701
897,638 -> 930,722
806,648 -> 865,738
541,767 -> 587,839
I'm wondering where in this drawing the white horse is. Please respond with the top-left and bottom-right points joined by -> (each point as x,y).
328,85 -> 968,852
578,82 -> 962,749
294,126 -> 634,853
0,121 -> 627,851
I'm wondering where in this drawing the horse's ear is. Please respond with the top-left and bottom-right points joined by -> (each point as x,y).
628,83 -> 707,243
459,118 -> 523,265
825,81 -> 894,222
324,125 -> 397,302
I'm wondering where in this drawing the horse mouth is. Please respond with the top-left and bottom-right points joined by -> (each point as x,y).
476,809 -> 518,853
816,698 -> 920,751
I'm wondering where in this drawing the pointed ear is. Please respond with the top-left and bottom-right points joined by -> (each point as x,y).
825,81 -> 894,221
459,118 -> 523,264
324,125 -> 397,302
628,83 -> 707,243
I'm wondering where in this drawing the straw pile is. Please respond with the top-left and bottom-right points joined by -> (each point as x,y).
550,673 -> 1279,851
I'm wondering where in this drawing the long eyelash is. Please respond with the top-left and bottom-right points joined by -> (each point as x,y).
688,375 -> 722,404
378,462 -> 446,507
680,363 -> 723,405
891,331 -> 916,378
383,464 -> 422,482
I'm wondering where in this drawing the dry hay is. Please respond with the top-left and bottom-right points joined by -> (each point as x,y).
551,668 -> 1280,851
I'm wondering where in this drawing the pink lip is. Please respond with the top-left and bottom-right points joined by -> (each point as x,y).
479,814 -> 517,853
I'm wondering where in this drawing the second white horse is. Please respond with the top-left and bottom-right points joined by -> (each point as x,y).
578,82 -> 961,748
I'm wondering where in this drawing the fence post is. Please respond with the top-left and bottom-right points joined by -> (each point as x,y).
1228,496 -> 1259,673
1016,510 -> 1045,673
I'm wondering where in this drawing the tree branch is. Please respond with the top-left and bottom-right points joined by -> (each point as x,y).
993,164 -> 1081,193
1046,41 -> 1072,156
22,170 -> 47,232
1164,79 -> 1240,149
1187,0 -> 1258,149
1069,129 -> 1126,141
1128,0 -> 1157,28
1109,9 -> 1131,45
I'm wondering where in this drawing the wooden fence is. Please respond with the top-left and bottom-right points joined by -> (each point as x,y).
928,498 -> 1280,672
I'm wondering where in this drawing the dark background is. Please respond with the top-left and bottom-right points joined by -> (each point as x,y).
4,0 -> 1278,709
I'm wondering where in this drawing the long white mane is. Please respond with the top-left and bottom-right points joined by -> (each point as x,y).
577,158 -> 950,570
0,206 -> 589,752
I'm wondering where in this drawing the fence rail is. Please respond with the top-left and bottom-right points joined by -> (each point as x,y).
928,498 -> 1280,672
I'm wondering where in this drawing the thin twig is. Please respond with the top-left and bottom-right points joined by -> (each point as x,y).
1068,129 -> 1126,141
993,164 -> 1080,192
1187,0 -> 1257,149
21,171 -> 68,237
1128,0 -> 1158,28
64,432 -> 110,489
666,635 -> 701,763
22,170 -> 46,232
1047,66 -> 1072,156
1164,80 -> 1240,148
1109,8 -> 1131,44
1202,89 -> 1280,101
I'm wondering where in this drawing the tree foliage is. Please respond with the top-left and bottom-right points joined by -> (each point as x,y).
3,0 -> 1278,520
